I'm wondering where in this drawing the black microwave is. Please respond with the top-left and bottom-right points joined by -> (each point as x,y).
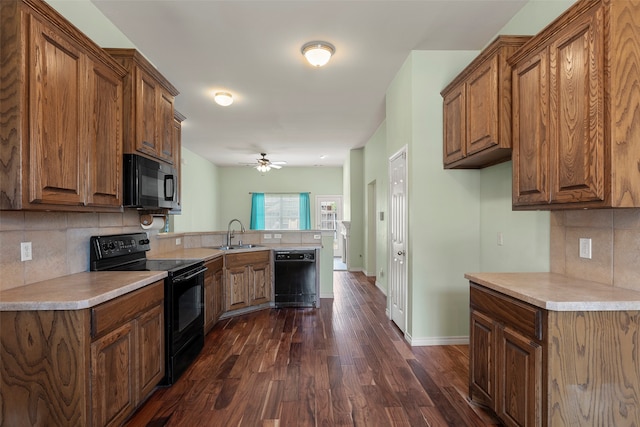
123,154 -> 178,209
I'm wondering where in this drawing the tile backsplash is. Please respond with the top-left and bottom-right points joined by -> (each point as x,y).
0,210 -> 327,292
0,210 -> 164,291
551,209 -> 640,291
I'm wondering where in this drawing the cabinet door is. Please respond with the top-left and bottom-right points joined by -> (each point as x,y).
158,89 -> 175,163
204,264 -> 215,332
442,82 -> 466,165
467,56 -> 498,155
86,58 -> 123,207
226,265 -> 250,311
137,303 -> 164,401
29,14 -> 85,206
136,68 -> 159,157
512,48 -> 550,206
213,264 -> 225,323
171,113 -> 183,212
549,8 -> 605,205
497,326 -> 542,427
90,321 -> 136,427
469,310 -> 496,408
249,262 -> 271,306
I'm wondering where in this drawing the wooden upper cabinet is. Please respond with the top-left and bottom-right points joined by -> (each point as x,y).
441,35 -> 531,169
87,58 -> 124,208
28,14 -> 85,206
442,82 -> 466,164
510,0 -> 640,209
0,0 -> 126,211
106,48 -> 179,166
169,110 -> 186,214
512,49 -> 550,206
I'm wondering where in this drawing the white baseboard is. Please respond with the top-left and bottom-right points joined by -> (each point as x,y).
375,281 -> 387,296
404,334 -> 469,347
319,293 -> 334,299
347,267 -> 363,273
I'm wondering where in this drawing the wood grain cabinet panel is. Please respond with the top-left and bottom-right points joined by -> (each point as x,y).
0,0 -> 126,211
442,82 -> 466,164
441,35 -> 530,169
510,0 -> 640,209
105,48 -> 179,166
0,281 -> 164,426
90,321 -> 136,427
91,281 -> 165,427
204,257 -> 224,333
224,251 -> 272,313
470,284 -> 543,427
470,281 -> 640,426
469,310 -> 496,408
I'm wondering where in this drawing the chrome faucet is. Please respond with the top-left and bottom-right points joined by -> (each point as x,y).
226,219 -> 245,246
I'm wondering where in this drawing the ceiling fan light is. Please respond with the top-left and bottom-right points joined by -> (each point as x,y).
302,41 -> 335,67
214,91 -> 233,106
257,164 -> 271,173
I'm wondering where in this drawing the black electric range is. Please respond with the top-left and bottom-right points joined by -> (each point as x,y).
90,232 -> 207,385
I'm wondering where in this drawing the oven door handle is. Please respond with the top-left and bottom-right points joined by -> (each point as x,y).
173,266 -> 207,283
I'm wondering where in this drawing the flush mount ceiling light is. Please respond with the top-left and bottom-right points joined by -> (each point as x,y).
301,41 -> 335,67
213,91 -> 233,106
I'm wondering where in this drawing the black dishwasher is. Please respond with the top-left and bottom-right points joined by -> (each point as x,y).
274,250 -> 318,308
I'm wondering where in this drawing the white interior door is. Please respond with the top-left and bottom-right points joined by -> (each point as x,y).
389,148 -> 407,332
315,195 -> 342,257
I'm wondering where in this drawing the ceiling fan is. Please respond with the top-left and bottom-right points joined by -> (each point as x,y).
255,153 -> 286,172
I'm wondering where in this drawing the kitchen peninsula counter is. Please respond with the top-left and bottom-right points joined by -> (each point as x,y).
149,243 -> 322,262
465,272 -> 640,311
0,271 -> 167,311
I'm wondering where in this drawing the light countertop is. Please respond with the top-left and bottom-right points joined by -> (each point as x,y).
466,272 -> 640,311
148,243 -> 322,262
1,243 -> 321,311
0,271 -> 167,311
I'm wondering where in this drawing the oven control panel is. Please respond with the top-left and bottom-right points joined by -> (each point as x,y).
90,232 -> 151,260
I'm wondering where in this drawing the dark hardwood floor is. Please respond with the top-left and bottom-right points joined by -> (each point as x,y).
125,271 -> 501,426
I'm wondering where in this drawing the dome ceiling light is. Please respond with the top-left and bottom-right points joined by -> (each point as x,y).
213,91 -> 233,106
301,41 -> 335,67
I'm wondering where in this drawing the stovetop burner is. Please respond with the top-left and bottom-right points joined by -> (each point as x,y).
89,232 -> 200,276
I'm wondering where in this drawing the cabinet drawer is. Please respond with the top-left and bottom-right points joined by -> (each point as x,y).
470,283 -> 543,340
225,250 -> 270,268
91,280 -> 164,338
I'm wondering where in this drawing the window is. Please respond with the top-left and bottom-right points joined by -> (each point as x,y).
250,193 -> 311,230
264,194 -> 299,230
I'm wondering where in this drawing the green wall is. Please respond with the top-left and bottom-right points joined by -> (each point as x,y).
358,0 -> 577,343
363,122 -> 388,291
217,167 -> 343,231
171,147 -> 221,232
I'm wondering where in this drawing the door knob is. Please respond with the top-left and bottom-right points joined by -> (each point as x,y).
397,250 -> 405,256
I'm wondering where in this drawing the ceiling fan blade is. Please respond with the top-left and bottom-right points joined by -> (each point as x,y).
270,164 -> 282,169
271,161 -> 287,165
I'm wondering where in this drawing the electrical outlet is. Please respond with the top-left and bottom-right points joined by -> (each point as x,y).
175,238 -> 181,245
264,234 -> 272,239
274,233 -> 282,239
314,234 -> 322,240
497,232 -> 504,246
579,238 -> 592,259
21,242 -> 32,261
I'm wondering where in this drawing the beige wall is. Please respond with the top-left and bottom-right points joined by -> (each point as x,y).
550,209 -> 640,291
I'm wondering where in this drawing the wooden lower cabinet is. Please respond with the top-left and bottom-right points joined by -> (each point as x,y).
470,294 -> 542,427
0,281 -> 164,426
224,250 -> 272,313
204,257 -> 224,333
470,281 -> 640,426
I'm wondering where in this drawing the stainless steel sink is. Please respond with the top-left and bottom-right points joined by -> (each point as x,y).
216,244 -> 262,250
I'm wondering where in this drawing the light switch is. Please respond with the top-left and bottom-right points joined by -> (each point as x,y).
579,238 -> 592,259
